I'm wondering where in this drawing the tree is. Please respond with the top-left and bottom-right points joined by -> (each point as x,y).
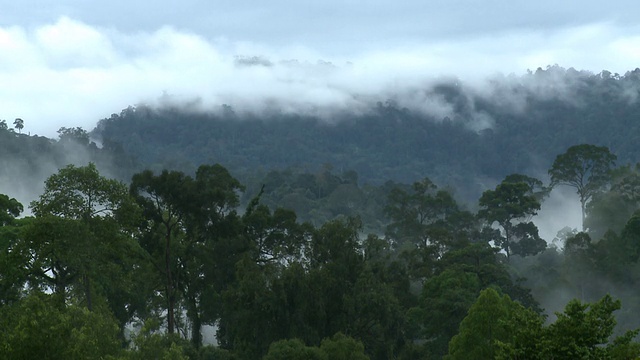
0,194 -> 23,226
342,266 -> 405,359
384,178 -> 473,283
409,269 -> 482,357
130,164 -> 244,343
509,222 -> 547,257
449,291 -> 640,359
130,168 -> 195,336
29,163 -> 136,313
385,178 -> 462,249
243,205 -> 309,265
0,198 -> 26,305
549,144 -> 617,230
261,334 -> 370,360
447,288 -> 540,359
320,332 -> 370,360
31,163 -> 132,221
478,176 -> 543,259
263,339 -> 326,360
57,126 -> 91,146
184,164 -> 244,347
544,295 -> 639,358
0,292 -> 122,359
20,216 -> 92,307
127,319 -> 194,360
13,118 -> 24,134
494,297 -> 546,360
585,164 -> 640,239
503,173 -> 550,201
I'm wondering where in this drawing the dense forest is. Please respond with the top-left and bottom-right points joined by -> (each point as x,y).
2,66 -> 640,359
92,66 -> 640,202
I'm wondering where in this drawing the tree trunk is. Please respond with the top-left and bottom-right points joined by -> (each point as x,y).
580,196 -> 587,231
166,226 -> 175,334
504,224 -> 511,260
187,294 -> 203,348
83,273 -> 93,311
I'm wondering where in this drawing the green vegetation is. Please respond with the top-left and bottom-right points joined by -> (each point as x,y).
92,67 -> 640,202
550,144 -> 617,229
3,66 -> 640,358
2,148 -> 640,359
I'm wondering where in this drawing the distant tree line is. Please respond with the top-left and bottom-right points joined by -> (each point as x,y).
92,66 -> 640,202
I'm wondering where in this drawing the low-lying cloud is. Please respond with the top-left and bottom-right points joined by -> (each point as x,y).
1,17 -> 640,136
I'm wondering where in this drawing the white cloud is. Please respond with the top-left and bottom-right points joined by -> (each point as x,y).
1,17 -> 640,136
34,17 -> 118,68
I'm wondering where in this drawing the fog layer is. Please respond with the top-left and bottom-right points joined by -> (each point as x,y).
2,17 -> 640,136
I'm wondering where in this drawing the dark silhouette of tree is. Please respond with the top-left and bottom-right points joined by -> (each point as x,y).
478,175 -> 543,259
13,118 -> 24,134
549,144 -> 616,230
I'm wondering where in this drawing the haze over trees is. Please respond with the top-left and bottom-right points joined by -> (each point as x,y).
2,65 -> 640,358
549,144 -> 617,230
92,66 -> 640,200
2,150 -> 640,358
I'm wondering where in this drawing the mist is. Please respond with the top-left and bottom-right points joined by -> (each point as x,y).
534,186 -> 582,244
2,17 -> 640,137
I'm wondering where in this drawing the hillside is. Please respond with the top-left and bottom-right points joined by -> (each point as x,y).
92,66 -> 640,203
4,66 -> 640,359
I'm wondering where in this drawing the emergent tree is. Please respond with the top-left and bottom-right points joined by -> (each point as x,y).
549,144 -> 616,230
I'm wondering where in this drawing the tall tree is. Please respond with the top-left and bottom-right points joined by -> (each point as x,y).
130,164 -> 244,344
13,118 -> 24,134
130,168 -> 194,335
28,163 -> 136,313
31,163 -> 132,221
183,164 -> 244,347
384,177 -> 472,279
385,178 -> 461,247
549,144 -> 617,230
478,175 -> 544,259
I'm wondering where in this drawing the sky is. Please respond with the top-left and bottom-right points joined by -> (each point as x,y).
2,0 -> 640,136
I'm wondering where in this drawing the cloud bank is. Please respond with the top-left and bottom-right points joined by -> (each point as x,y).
1,17 -> 640,136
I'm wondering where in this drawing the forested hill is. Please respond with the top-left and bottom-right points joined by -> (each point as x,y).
5,66 -> 640,359
93,66 -> 640,200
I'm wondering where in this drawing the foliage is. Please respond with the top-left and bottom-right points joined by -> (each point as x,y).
93,68 -> 640,205
319,332 -> 370,360
478,175 -> 544,258
3,129 -> 640,359
0,194 -> 23,226
130,164 -> 244,343
262,334 -> 369,360
385,177 -> 466,248
448,288 -> 524,359
450,290 -> 640,359
13,118 -> 24,133
25,163 -> 141,326
543,295 -> 636,358
0,292 -> 122,360
262,339 -> 326,360
586,164 -> 640,239
549,144 -> 617,229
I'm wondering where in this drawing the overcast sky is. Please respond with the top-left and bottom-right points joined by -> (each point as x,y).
2,1 -> 640,136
